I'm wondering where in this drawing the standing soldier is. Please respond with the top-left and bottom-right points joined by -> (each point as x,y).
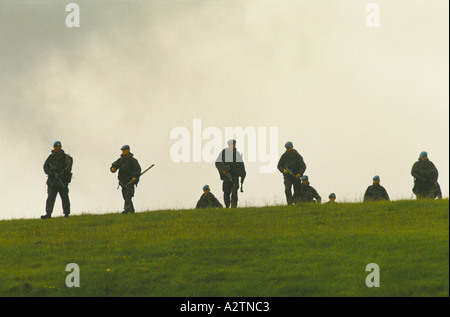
41,141 -> 73,219
110,145 -> 142,214
297,175 -> 321,203
277,141 -> 306,205
411,151 -> 440,199
196,185 -> 223,209
363,175 -> 390,202
215,139 -> 246,208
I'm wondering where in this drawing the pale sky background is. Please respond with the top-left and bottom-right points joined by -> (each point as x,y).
0,0 -> 448,220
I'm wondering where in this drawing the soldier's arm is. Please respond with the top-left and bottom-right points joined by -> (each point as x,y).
429,162 -> 439,183
43,156 -> 52,175
62,154 -> 72,175
314,189 -> 321,204
215,150 -> 227,173
214,196 -> 223,208
110,158 -> 121,172
277,154 -> 285,173
132,158 -> 142,180
411,162 -> 425,180
239,160 -> 246,180
384,188 -> 390,201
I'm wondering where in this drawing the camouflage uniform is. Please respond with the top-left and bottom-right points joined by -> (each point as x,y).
111,153 -> 141,213
43,149 -> 73,217
215,147 -> 246,208
297,181 -> 321,203
277,149 -> 306,204
411,158 -> 439,199
196,192 -> 223,209
434,182 -> 443,199
363,184 -> 390,202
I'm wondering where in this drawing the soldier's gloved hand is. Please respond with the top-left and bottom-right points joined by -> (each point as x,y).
296,174 -> 301,179
283,169 -> 287,174
132,178 -> 137,182
111,167 -> 117,173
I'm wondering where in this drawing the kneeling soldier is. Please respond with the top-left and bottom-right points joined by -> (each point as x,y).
196,185 -> 223,209
297,175 -> 321,204
363,175 -> 390,202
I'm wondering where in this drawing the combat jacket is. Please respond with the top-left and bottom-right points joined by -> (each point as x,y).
277,149 -> 306,178
215,148 -> 246,182
363,184 -> 390,202
43,149 -> 73,187
196,193 -> 223,209
297,183 -> 321,203
111,153 -> 141,186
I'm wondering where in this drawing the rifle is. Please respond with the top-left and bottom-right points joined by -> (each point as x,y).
240,178 -> 244,193
284,167 -> 297,178
49,163 -> 66,189
119,164 -> 155,189
222,165 -> 233,182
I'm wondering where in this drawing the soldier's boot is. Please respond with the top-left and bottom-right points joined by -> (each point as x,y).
41,213 -> 52,220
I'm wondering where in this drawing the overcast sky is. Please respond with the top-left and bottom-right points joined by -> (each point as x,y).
1,0 -> 448,220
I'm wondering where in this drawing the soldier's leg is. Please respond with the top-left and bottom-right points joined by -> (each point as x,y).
123,186 -> 135,213
292,179 -> 302,204
230,180 -> 239,208
121,186 -> 129,213
45,186 -> 58,216
223,181 -> 232,208
59,186 -> 71,216
283,177 -> 293,205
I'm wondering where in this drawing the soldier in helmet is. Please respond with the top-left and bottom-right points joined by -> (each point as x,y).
363,175 -> 390,202
41,141 -> 73,219
411,151 -> 440,199
196,185 -> 223,209
110,145 -> 141,214
326,193 -> 337,204
277,141 -> 306,205
297,175 -> 321,203
215,139 -> 246,208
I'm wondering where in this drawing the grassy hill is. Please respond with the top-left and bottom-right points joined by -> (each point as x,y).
0,199 -> 448,297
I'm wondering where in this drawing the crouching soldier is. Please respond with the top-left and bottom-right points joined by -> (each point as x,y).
297,175 -> 321,204
326,193 -> 337,204
196,185 -> 223,209
110,145 -> 141,214
363,175 -> 390,202
411,151 -> 440,199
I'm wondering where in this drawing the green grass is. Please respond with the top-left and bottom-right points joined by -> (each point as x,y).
0,199 -> 448,297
